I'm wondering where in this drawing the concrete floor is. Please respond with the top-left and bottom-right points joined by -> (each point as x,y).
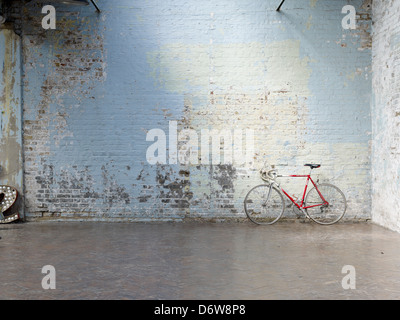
1,221 -> 400,300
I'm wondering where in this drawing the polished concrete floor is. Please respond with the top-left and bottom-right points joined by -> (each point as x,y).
1,220 -> 400,300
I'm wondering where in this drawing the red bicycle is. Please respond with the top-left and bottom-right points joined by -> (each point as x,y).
244,163 -> 347,225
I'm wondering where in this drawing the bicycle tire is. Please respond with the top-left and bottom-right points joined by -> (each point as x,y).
305,183 -> 347,225
244,184 -> 285,225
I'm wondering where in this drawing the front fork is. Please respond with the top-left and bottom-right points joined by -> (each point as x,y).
262,183 -> 274,206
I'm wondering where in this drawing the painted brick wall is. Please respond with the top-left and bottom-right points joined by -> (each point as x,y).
371,0 -> 400,232
16,0 -> 372,221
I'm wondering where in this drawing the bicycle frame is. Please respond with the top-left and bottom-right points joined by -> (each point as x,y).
272,173 -> 328,210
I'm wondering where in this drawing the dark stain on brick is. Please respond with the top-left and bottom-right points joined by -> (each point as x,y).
101,165 -> 131,206
155,166 -> 192,209
212,164 -> 237,192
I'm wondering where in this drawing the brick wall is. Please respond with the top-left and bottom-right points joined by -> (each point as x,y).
16,0 -> 372,221
371,0 -> 400,232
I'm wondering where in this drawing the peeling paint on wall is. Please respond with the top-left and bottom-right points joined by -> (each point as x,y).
21,3 -> 108,217
371,0 -> 400,232
7,0 -> 373,221
0,28 -> 23,218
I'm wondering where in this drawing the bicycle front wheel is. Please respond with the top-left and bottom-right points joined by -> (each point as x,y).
305,183 -> 347,225
244,184 -> 285,225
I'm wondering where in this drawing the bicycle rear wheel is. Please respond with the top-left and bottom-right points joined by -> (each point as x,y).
244,184 -> 285,225
305,183 -> 347,225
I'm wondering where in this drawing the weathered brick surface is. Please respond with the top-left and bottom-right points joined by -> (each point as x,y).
11,0 -> 373,221
371,0 -> 400,232
0,27 -> 23,218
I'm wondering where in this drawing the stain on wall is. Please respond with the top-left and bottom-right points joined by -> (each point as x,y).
6,0 -> 373,221
0,27 -> 23,218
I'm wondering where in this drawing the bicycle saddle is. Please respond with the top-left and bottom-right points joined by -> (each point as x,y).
304,163 -> 321,169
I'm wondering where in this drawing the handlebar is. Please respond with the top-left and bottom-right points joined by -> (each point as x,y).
260,169 -> 278,181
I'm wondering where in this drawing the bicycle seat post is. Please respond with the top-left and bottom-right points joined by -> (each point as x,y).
304,164 -> 321,174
